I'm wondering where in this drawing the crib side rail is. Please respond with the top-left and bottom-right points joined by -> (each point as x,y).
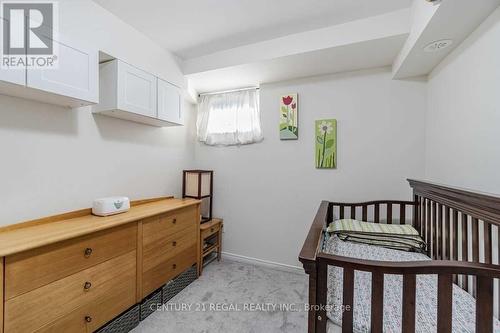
299,201 -> 330,333
315,252 -> 500,333
328,200 -> 417,225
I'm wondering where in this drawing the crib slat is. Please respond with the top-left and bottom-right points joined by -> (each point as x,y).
437,274 -> 453,333
371,272 -> 384,333
453,210 -> 459,261
472,218 -> 479,296
374,204 -> 380,223
342,268 -> 354,333
362,205 -> 367,222
316,260 -> 328,333
351,205 -> 356,219
422,199 -> 427,243
453,210 -> 459,283
462,214 -> 469,291
387,203 -> 392,224
427,200 -> 431,255
476,276 -> 493,333
400,204 -> 406,225
402,274 -> 416,333
444,206 -> 450,260
437,204 -> 443,260
432,202 -> 437,259
472,218 -> 479,263
498,226 -> 500,319
340,205 -> 345,219
484,222 -> 492,264
414,196 -> 420,231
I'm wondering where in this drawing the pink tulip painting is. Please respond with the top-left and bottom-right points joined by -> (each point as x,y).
282,96 -> 293,106
280,94 -> 298,140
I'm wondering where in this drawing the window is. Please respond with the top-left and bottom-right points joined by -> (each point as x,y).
196,89 -> 263,146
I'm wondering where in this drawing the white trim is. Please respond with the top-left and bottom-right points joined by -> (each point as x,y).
222,251 -> 304,274
198,86 -> 259,97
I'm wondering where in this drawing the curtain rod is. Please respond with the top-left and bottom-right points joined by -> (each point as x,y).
198,86 -> 259,97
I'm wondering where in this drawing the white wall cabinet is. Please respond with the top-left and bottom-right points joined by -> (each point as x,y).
0,67 -> 26,87
117,61 -> 157,118
27,38 -> 99,106
94,59 -> 183,127
0,18 -> 25,86
157,78 -> 182,125
0,68 -> 26,87
0,31 -> 98,108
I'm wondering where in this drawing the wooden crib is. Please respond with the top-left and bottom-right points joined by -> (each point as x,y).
299,179 -> 500,333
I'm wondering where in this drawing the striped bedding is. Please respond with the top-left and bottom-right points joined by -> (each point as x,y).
326,219 -> 426,252
324,235 -> 500,333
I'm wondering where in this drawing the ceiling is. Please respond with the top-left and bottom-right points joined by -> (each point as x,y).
187,34 -> 408,93
93,0 -> 411,59
93,0 -> 500,95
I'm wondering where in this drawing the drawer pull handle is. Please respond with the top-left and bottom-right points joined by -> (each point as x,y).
85,316 -> 92,323
84,281 -> 92,291
84,248 -> 93,258
172,264 -> 177,269
172,241 -> 177,247
172,218 -> 177,224
211,228 -> 215,233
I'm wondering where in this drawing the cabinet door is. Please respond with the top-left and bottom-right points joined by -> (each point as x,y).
0,65 -> 25,86
0,18 -> 26,86
26,38 -> 98,105
157,78 -> 182,125
117,61 -> 157,118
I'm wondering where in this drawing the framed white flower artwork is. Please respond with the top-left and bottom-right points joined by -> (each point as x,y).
315,119 -> 337,168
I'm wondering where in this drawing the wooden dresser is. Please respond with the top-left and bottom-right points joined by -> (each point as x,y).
0,197 -> 200,333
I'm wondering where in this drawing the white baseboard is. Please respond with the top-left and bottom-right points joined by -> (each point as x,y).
221,251 -> 304,274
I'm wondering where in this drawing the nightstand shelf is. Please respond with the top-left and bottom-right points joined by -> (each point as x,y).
199,218 -> 223,275
203,244 -> 218,257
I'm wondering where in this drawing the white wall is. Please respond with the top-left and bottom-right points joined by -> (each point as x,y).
196,68 -> 427,267
59,0 -> 184,87
425,6 -> 500,193
0,0 -> 196,225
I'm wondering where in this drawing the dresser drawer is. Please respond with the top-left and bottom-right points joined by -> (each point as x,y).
5,224 -> 136,300
34,281 -> 136,333
143,224 -> 196,273
143,206 -> 197,247
142,245 -> 197,296
5,250 -> 136,333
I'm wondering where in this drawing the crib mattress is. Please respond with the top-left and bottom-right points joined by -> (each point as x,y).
324,235 -> 500,333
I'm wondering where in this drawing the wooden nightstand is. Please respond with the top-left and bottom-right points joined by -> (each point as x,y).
199,218 -> 223,275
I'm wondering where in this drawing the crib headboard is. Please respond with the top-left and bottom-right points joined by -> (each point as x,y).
409,179 -> 500,299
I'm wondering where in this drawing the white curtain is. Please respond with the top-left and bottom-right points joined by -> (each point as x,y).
197,89 -> 263,146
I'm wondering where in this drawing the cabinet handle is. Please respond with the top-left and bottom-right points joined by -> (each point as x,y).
172,218 -> 177,224
85,316 -> 92,323
84,248 -> 93,258
84,281 -> 92,291
172,264 -> 177,269
172,241 -> 177,247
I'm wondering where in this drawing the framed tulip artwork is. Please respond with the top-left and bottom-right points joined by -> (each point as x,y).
315,119 -> 337,169
279,94 -> 298,140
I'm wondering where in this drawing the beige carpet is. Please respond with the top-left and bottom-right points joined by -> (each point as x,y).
132,258 -> 308,333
